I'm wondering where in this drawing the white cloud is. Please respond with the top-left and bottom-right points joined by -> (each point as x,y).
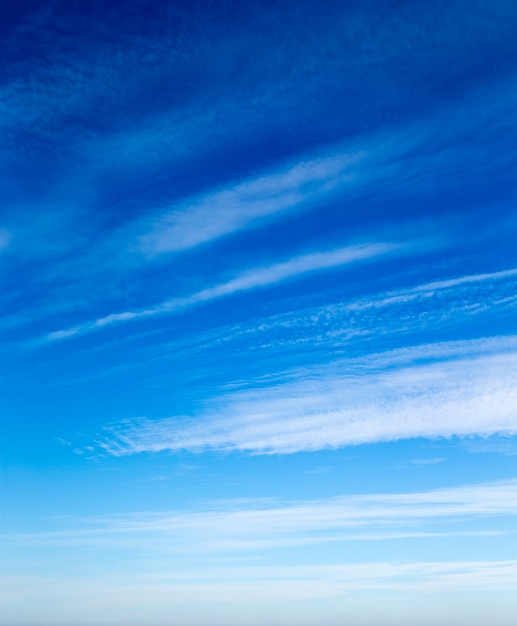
347,267 -> 517,311
3,479 -> 517,623
410,267 -> 517,293
182,242 -> 400,302
98,340 -> 517,456
47,240 -> 400,340
7,479 -> 517,552
137,149 -> 366,256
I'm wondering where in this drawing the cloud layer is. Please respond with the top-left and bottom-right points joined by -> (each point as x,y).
8,478 -> 516,553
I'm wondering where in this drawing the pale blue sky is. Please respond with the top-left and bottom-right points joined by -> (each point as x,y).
1,1 -> 517,624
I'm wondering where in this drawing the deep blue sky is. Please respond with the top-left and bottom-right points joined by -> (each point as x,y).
1,1 -> 517,625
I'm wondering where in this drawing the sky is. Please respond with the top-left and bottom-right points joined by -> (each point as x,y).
1,0 -> 517,624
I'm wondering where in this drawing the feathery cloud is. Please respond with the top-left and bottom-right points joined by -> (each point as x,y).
7,479 -> 516,555
97,339 -> 517,456
47,240 -> 401,340
138,152 -> 366,255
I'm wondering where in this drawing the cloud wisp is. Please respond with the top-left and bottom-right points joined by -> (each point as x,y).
47,241 -> 401,340
7,479 -> 516,554
4,479 -> 516,619
348,267 -> 517,310
137,151 -> 366,256
97,339 -> 517,456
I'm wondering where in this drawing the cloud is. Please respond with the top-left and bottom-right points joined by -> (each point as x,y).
347,267 -> 517,311
4,479 -> 517,620
137,151 -> 366,255
409,268 -> 517,294
4,76 -> 517,350
180,267 -> 516,356
7,479 -> 516,554
97,338 -> 517,456
124,79 -> 517,259
33,264 -> 517,402
410,458 -> 445,465
47,240 -> 401,340
1,560 -> 516,626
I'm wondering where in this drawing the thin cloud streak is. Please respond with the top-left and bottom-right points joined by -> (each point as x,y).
348,266 -> 517,310
138,151 -> 366,255
124,77 -> 517,259
47,241 -> 400,340
6,479 -> 516,552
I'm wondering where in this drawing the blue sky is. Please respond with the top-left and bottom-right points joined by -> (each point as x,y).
1,1 -> 517,624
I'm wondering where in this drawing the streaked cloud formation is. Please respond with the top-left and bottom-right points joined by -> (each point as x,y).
11,478 -> 516,551
1,1 -> 517,625
3,479 -> 516,624
99,338 -> 517,456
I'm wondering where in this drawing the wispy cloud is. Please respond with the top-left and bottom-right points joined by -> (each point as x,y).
7,479 -> 516,554
3,476 -> 516,618
47,241 -> 401,340
137,151 -> 366,255
1,560 -> 516,625
409,268 -> 517,294
32,265 -> 517,402
97,339 -> 517,455
4,80 -> 517,350
410,457 -> 445,465
347,267 -> 517,311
